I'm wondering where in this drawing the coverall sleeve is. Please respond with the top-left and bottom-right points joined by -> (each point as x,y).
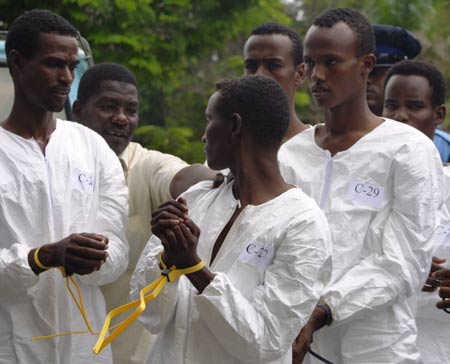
193,209 -> 332,363
322,141 -> 443,324
79,144 -> 129,286
131,236 -> 181,333
0,243 -> 40,302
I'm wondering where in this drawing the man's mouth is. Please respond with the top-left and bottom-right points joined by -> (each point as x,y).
311,84 -> 329,96
51,87 -> 70,96
106,129 -> 128,137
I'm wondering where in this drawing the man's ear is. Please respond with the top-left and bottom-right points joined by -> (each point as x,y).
361,53 -> 376,76
8,50 -> 25,77
294,63 -> 305,87
434,104 -> 446,126
72,100 -> 82,123
231,113 -> 242,139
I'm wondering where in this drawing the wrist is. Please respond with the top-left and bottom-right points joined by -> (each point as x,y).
315,303 -> 332,328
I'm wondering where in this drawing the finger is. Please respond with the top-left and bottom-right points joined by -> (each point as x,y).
176,197 -> 188,207
71,234 -> 108,250
66,243 -> 108,261
432,269 -> 450,280
151,219 -> 181,233
438,287 -> 450,299
422,284 -> 437,292
172,224 -> 188,246
80,233 -> 108,243
431,263 -> 445,273
432,256 -> 446,264
152,201 -> 188,219
426,277 -> 442,288
65,254 -> 104,272
436,298 -> 450,309
183,219 -> 201,237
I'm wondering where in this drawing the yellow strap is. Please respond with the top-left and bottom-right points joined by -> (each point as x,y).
92,259 -> 205,355
34,247 -> 52,270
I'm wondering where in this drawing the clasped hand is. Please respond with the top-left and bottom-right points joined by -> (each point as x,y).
151,197 -> 201,269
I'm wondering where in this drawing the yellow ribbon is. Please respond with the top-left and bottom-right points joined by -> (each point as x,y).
31,247 -> 205,356
92,258 -> 205,354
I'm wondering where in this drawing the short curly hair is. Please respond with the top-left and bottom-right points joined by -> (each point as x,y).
250,22 -> 303,66
6,9 -> 78,68
77,63 -> 138,105
215,75 -> 289,147
384,60 -> 446,108
312,8 -> 374,56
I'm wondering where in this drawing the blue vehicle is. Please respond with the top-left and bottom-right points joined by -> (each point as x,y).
0,30 -> 94,120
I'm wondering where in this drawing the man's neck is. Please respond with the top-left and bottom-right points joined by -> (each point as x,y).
316,97 -> 382,155
230,149 -> 291,207
2,99 -> 57,154
282,110 -> 308,144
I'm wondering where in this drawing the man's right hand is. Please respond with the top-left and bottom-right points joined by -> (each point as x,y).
28,233 -> 109,275
292,307 -> 327,364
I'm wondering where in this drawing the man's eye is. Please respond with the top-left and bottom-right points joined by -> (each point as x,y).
100,105 -> 115,111
325,58 -> 337,66
304,60 -> 314,67
384,103 -> 396,110
408,103 -> 423,110
267,63 -> 280,70
245,62 -> 258,73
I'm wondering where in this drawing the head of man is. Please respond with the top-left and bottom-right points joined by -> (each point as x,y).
303,8 -> 375,110
203,75 -> 289,171
243,22 -> 304,103
6,9 -> 79,113
383,60 -> 446,139
367,25 -> 422,116
73,63 -> 139,156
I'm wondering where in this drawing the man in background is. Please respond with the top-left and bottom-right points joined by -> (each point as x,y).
243,22 -> 309,142
383,59 -> 449,364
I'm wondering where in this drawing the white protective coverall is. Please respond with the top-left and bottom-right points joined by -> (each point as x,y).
131,180 -> 332,364
0,120 -> 129,364
416,165 -> 450,363
278,119 -> 443,363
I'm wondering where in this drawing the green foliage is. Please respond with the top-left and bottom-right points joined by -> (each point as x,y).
1,0 -> 449,157
134,125 -> 204,163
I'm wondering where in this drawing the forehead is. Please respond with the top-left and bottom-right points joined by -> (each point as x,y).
33,32 -> 78,58
385,74 -> 432,99
304,22 -> 357,56
244,33 -> 293,59
92,80 -> 139,103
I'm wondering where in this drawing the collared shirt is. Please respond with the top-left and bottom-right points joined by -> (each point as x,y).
101,141 -> 188,364
0,119 -> 128,364
433,129 -> 450,163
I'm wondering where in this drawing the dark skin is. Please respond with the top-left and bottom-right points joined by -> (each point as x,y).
243,33 -> 308,142
150,91 -> 293,293
432,268 -> 450,309
73,79 -> 218,199
293,22 -> 378,363
2,32 -> 110,276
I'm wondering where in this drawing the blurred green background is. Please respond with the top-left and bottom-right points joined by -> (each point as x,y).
1,0 -> 449,162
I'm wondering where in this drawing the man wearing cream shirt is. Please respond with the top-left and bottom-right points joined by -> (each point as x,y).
73,63 -> 216,363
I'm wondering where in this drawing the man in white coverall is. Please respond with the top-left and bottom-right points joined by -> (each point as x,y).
0,10 -> 128,364
279,8 -> 443,363
131,75 -> 333,364
73,62 -> 218,364
383,60 -> 449,364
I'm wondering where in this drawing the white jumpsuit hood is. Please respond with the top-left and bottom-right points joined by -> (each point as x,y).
0,120 -> 129,364
278,119 -> 443,363
131,180 -> 332,364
